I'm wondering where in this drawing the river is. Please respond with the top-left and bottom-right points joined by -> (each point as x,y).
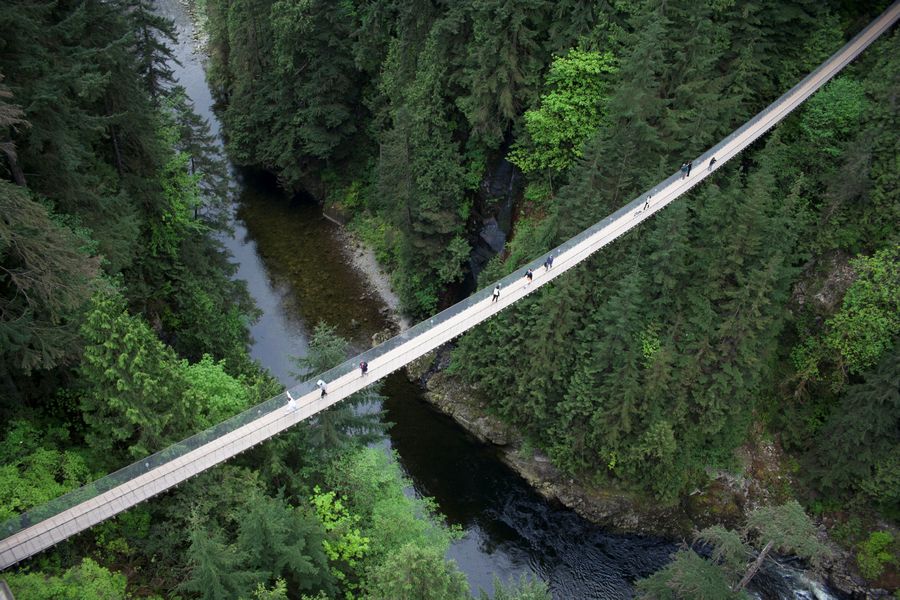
155,2 -> 838,598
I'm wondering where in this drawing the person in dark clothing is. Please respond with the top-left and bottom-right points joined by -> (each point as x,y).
317,379 -> 327,397
686,161 -> 692,176
708,156 -> 717,171
360,361 -> 368,376
643,196 -> 651,210
492,284 -> 501,303
524,268 -> 533,286
680,162 -> 688,179
544,255 -> 554,270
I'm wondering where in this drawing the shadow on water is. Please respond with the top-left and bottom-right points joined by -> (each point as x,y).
383,373 -> 676,599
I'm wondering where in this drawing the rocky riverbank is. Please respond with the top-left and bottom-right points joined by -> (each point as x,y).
404,347 -> 887,599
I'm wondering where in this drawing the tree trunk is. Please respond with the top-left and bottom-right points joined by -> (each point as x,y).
110,126 -> 125,176
734,540 -> 775,593
4,146 -> 27,186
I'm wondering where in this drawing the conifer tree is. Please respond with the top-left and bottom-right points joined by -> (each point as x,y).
79,289 -> 195,459
292,323 -> 387,453
120,0 -> 180,100
180,518 -> 261,600
235,493 -> 335,595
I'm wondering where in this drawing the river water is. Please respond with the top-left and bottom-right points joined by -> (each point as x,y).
156,2 -> 837,598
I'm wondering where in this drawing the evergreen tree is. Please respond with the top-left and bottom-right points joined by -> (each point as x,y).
292,323 -> 388,453
121,0 -> 180,100
812,342 -> 900,512
235,493 -> 335,595
0,72 -> 29,186
458,0 -> 546,148
180,518 -> 262,600
78,289 -> 194,459
0,182 -> 99,375
363,544 -> 470,600
637,502 -> 827,599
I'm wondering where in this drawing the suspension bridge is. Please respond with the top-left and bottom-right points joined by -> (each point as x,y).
2,1 -> 898,571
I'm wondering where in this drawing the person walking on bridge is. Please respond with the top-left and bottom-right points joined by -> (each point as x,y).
544,255 -> 554,270
316,379 -> 327,397
524,268 -> 533,287
643,196 -> 651,211
492,284 -> 501,303
708,156 -> 717,171
360,361 -> 368,376
680,162 -> 689,179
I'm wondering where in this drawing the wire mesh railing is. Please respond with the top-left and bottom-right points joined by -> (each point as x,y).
2,0 -> 897,547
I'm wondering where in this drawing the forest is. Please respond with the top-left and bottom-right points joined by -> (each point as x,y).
201,0 -> 898,594
0,0 -> 897,598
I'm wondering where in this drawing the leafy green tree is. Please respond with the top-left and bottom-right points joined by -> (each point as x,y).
362,544 -> 470,600
183,354 -> 252,427
856,531 -> 897,581
510,49 -> 617,173
793,245 -> 900,388
247,579 -> 288,600
798,77 -> 867,158
310,486 -> 369,596
0,421 -> 92,522
4,558 -> 128,600
324,448 -> 458,569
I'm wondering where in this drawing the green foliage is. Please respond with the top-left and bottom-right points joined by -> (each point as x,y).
180,518 -> 262,600
310,486 -> 369,596
695,525 -> 749,577
480,575 -> 551,600
362,544 -> 470,600
293,323 -> 388,452
636,548 -> 748,600
237,493 -> 334,595
824,246 -> 900,375
348,213 -> 399,272
856,531 -> 897,581
799,77 -> 867,158
4,558 -> 128,600
0,182 -> 100,373
323,448 -> 462,595
0,421 -> 92,522
78,288 -> 194,458
248,579 -> 288,600
638,502 -> 825,598
810,342 -> 900,511
183,354 -> 252,428
510,50 -> 617,173
745,501 -> 829,567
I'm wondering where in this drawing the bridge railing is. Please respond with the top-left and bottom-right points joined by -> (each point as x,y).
3,1 -> 896,544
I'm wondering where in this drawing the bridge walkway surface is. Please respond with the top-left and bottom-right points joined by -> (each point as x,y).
1,0 -> 898,572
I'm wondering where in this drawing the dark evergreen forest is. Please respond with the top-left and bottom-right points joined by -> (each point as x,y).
0,0 -> 897,597
202,0 -> 899,594
0,1 -> 542,598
